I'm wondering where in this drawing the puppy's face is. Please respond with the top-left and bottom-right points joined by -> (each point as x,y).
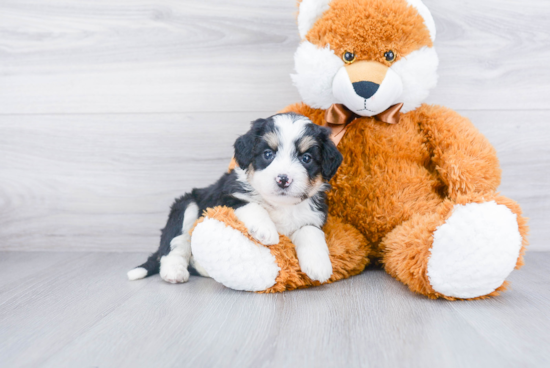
234,113 -> 343,206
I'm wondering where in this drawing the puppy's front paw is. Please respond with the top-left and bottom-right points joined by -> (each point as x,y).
298,249 -> 333,283
248,221 -> 279,246
160,255 -> 190,284
235,203 -> 280,246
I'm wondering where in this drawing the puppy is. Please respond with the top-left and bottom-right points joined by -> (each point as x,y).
127,113 -> 343,284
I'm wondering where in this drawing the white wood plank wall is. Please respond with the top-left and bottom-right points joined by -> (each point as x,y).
1,0 -> 549,251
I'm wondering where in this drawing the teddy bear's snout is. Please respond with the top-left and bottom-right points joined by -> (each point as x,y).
332,60 -> 403,117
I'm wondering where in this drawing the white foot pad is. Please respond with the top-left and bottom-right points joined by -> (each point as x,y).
191,218 -> 280,291
427,201 -> 522,298
160,254 -> 190,284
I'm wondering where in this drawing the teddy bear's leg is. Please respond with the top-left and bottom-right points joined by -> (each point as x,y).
382,196 -> 528,300
191,207 -> 372,292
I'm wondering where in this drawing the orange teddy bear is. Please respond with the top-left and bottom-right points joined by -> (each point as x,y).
190,0 -> 528,300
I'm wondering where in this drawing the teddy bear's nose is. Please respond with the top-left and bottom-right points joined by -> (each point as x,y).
352,81 -> 380,99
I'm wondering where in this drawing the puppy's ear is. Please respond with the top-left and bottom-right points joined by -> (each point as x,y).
234,119 -> 266,170
319,126 -> 343,181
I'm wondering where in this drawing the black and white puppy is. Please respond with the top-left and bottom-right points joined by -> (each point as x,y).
127,113 -> 343,284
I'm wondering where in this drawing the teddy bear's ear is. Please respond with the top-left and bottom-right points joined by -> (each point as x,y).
405,0 -> 437,42
297,0 -> 333,39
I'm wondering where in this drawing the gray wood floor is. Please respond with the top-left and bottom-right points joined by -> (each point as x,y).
0,251 -> 549,368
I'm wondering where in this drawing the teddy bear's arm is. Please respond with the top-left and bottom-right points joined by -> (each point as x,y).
279,103 -> 327,126
416,104 -> 501,200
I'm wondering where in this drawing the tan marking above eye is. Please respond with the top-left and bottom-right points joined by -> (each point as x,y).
298,136 -> 317,153
264,132 -> 279,150
345,60 -> 389,85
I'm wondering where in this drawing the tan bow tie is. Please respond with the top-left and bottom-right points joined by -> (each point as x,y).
324,103 -> 404,146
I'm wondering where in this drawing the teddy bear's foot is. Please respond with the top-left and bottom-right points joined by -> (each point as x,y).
191,217 -> 280,291
427,201 -> 522,298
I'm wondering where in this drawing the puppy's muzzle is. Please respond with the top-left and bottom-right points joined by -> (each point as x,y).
276,174 -> 292,189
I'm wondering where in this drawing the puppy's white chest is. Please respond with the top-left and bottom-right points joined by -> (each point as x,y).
266,200 -> 324,237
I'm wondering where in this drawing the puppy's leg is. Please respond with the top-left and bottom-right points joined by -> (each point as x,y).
128,195 -> 195,281
160,202 -> 199,284
235,203 -> 279,246
291,225 -> 333,283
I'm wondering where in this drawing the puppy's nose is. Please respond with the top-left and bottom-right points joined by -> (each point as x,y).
352,81 -> 379,99
276,174 -> 292,189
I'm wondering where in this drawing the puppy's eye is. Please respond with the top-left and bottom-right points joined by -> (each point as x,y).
384,50 -> 396,63
342,51 -> 356,64
263,150 -> 274,161
301,153 -> 312,164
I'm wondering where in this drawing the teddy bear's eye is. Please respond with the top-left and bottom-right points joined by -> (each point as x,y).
384,50 -> 396,63
342,51 -> 356,64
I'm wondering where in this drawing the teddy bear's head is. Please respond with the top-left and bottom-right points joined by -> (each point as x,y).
292,0 -> 438,116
